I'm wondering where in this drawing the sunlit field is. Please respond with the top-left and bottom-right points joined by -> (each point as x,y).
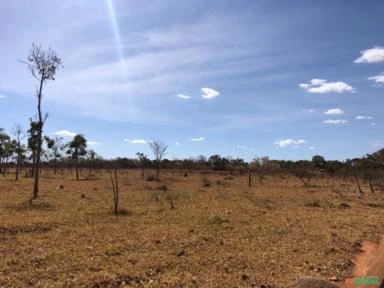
1,169 -> 384,288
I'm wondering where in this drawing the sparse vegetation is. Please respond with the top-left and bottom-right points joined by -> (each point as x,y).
1,168 -> 384,287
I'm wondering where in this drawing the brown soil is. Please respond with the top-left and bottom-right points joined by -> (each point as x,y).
342,236 -> 384,288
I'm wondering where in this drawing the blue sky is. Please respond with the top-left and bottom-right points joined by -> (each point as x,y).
0,0 -> 383,161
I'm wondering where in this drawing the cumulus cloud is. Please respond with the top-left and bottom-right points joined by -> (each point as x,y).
54,129 -> 76,137
356,115 -> 373,120
309,146 -> 315,150
236,145 -> 255,152
368,72 -> 384,85
324,108 -> 344,115
201,87 -> 220,99
354,47 -> 384,64
177,94 -> 191,99
190,137 -> 205,142
175,142 -> 180,145
323,119 -> 347,125
0,93 -> 5,99
274,139 -> 306,148
299,79 -> 355,94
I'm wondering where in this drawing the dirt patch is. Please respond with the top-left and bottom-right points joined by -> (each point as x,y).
342,235 -> 384,288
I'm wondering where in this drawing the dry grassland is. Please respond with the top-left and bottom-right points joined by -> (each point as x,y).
1,170 -> 384,287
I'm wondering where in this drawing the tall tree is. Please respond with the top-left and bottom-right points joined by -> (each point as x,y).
11,124 -> 26,181
21,43 -> 62,202
66,134 -> 87,181
148,139 -> 167,181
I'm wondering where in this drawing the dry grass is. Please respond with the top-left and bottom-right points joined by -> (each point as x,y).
1,169 -> 384,288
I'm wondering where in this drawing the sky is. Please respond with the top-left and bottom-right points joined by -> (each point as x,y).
0,0 -> 383,161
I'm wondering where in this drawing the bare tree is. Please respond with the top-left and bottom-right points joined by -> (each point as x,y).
21,43 -> 62,203
11,124 -> 26,181
148,139 -> 167,181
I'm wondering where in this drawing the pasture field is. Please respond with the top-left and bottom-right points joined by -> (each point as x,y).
1,169 -> 384,287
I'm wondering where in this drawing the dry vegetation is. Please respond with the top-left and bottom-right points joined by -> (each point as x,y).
1,169 -> 384,288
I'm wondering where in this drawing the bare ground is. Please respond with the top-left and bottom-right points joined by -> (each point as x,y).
1,169 -> 384,287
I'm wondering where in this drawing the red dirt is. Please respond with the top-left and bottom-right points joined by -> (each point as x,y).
342,235 -> 384,288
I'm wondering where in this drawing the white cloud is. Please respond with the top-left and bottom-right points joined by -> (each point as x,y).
324,108 -> 344,115
236,145 -> 255,152
354,47 -> 384,64
368,72 -> 384,85
370,122 -> 376,127
131,139 -> 147,144
177,94 -> 191,99
88,141 -> 101,146
309,146 -> 315,150
299,79 -> 355,94
0,93 -> 5,99
356,115 -> 373,120
190,137 -> 205,142
274,138 -> 306,148
53,129 -> 77,137
175,142 -> 180,145
323,119 -> 348,125
201,87 -> 220,99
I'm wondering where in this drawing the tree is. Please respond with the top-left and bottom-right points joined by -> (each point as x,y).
44,136 -> 64,174
66,134 -> 87,181
27,119 -> 40,178
312,155 -> 326,169
136,152 -> 148,180
148,139 -> 167,181
11,124 -> 26,181
0,129 -> 12,176
21,43 -> 62,202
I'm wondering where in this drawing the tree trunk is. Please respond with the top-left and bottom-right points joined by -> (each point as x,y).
32,77 -> 44,203
156,161 -> 160,181
368,179 -> 374,194
355,174 -> 363,195
75,159 -> 79,181
248,172 -> 252,187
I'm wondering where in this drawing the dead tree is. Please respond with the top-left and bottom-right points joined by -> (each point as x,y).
148,139 -> 168,181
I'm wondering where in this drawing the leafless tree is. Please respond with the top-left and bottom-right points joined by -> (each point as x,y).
148,139 -> 167,181
21,43 -> 62,203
